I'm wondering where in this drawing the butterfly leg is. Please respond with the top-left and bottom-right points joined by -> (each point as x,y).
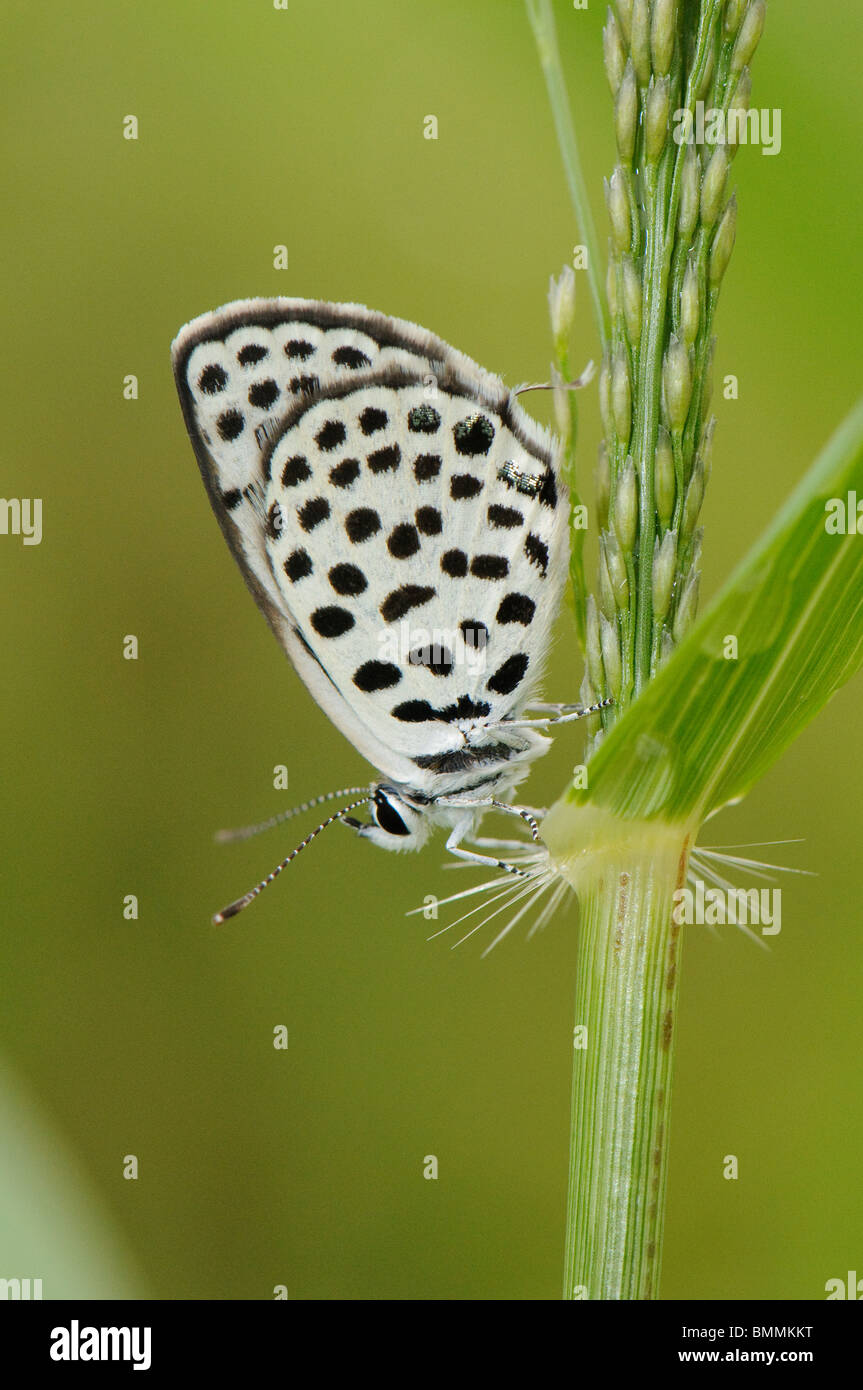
443,815 -> 532,877
442,834 -> 541,870
470,836 -> 538,851
496,697 -> 612,731
441,800 -> 546,876
524,701 -> 587,711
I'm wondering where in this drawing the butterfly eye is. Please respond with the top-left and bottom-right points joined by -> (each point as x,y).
373,790 -> 410,837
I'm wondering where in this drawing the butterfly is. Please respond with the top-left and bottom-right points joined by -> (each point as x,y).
171,298 -> 606,923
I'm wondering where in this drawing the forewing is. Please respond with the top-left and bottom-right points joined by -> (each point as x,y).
171,297 -> 479,629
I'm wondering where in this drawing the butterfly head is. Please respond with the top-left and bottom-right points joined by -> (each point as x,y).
347,784 -> 431,852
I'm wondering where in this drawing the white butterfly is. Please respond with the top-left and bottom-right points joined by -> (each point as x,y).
172,298 -> 605,921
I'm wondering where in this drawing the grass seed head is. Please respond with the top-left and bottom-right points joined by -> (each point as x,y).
615,59 -> 638,160
678,145 -> 700,242
612,349 -> 633,447
645,75 -> 671,163
630,0 -> 651,86
607,167 -> 632,252
654,425 -> 676,528
731,0 -> 766,76
709,194 -> 738,287
700,147 -> 729,229
650,0 -> 676,77
603,6 -> 627,94
680,256 -> 700,346
622,256 -> 643,345
600,612 -> 623,699
663,334 -> 693,433
652,529 -> 678,621
596,440 -> 611,530
613,456 -> 638,554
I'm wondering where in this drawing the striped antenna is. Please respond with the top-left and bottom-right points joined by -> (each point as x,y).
213,794 -> 372,924
215,786 -> 371,843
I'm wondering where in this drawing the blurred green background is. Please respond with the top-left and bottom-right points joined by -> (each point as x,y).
2,0 -> 861,1300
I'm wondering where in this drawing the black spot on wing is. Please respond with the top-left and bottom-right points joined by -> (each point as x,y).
388,523 -> 420,559
453,414 -> 495,456
391,700 -> 436,723
281,455 -> 311,487
380,584 -> 435,623
315,419 -> 346,452
487,653 -> 529,695
496,593 -> 535,625
460,620 -> 488,650
440,694 -> 493,722
409,644 -> 453,677
368,444 -> 400,474
353,661 -> 402,692
359,406 -> 388,435
441,549 -> 468,578
345,508 -> 381,543
414,454 -> 442,482
539,468 -> 558,509
451,474 -> 483,500
298,497 -> 330,531
248,379 -> 280,409
488,503 -> 523,529
198,364 -> 228,394
329,458 -> 360,488
284,549 -> 312,582
286,340 -> 315,360
391,694 -> 492,725
328,563 -> 367,596
415,506 -> 442,535
311,606 -> 355,638
237,344 -> 268,365
524,532 -> 549,577
217,409 -> 244,441
471,554 -> 509,580
221,488 -> 242,511
332,345 -> 372,369
496,462 -> 542,497
407,405 -> 441,433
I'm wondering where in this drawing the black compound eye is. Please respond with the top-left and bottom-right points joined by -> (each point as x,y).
374,792 -> 410,837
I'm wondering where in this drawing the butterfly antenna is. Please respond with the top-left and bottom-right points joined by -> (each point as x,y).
213,794 -> 372,924
215,786 -> 370,843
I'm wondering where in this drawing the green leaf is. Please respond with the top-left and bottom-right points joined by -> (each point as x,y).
572,396 -> 863,823
0,1058 -> 148,1298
